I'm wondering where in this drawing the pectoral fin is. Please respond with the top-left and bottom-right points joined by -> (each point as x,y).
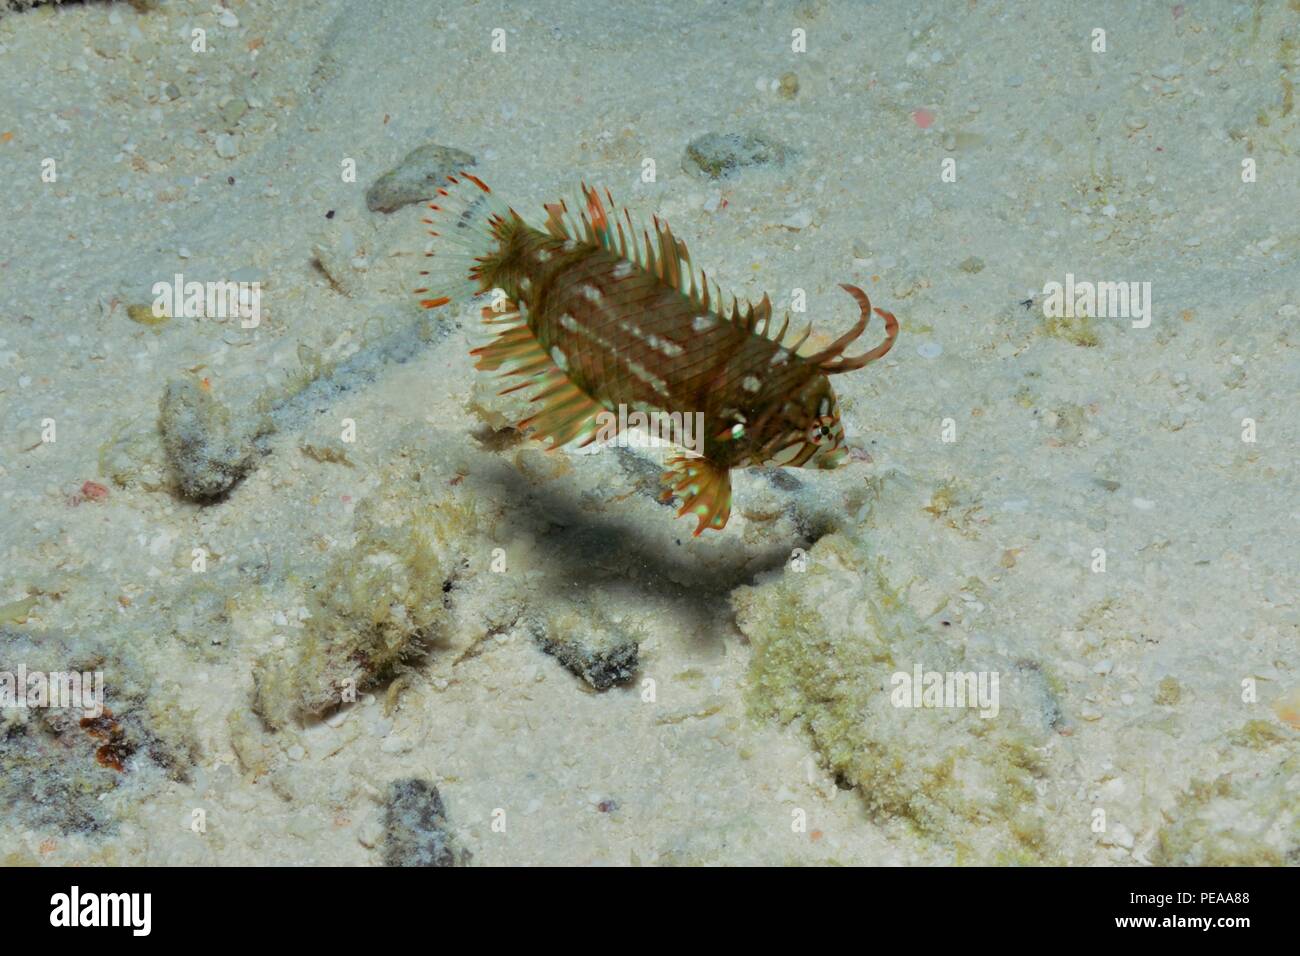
659,455 -> 733,535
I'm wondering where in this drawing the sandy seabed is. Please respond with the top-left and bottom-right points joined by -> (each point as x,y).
0,0 -> 1296,866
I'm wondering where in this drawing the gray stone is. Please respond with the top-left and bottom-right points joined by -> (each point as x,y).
365,144 -> 477,213
531,604 -> 639,691
383,778 -> 467,867
683,131 -> 789,179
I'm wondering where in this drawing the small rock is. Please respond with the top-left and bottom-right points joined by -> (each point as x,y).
781,208 -> 813,231
683,131 -> 789,179
958,255 -> 984,274
214,133 -> 238,159
220,97 -> 248,127
531,603 -> 639,691
383,779 -> 468,867
158,378 -> 260,501
365,143 -> 477,213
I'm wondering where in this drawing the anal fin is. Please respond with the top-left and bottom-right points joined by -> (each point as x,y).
517,372 -> 609,449
469,304 -> 610,451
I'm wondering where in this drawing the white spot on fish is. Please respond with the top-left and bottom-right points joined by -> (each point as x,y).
581,284 -> 603,302
626,359 -> 670,396
692,315 -> 716,333
535,249 -> 552,263
659,339 -> 684,358
742,375 -> 761,393
770,348 -> 790,366
550,346 -> 569,370
613,261 -> 634,278
560,313 -> 579,332
563,239 -> 579,252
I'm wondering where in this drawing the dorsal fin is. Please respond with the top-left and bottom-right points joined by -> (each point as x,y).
543,198 -> 573,240
543,185 -> 786,344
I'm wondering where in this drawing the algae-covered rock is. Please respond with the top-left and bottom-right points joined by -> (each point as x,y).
1152,755 -> 1299,865
0,627 -> 199,835
365,143 -> 477,213
252,446 -> 484,729
683,131 -> 789,179
383,778 -> 469,866
158,378 -> 264,501
530,599 -> 640,691
732,532 -> 1055,862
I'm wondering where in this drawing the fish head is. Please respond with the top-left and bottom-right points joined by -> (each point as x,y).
752,375 -> 847,470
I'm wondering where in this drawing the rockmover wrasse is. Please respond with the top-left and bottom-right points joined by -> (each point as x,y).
414,173 -> 898,535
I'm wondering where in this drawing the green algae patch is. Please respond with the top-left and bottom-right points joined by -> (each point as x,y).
252,445 -> 485,730
1152,755 -> 1299,865
1041,313 -> 1100,347
732,533 -> 1055,861
0,595 -> 40,625
126,303 -> 170,327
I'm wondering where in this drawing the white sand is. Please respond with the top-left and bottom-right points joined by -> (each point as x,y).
0,0 -> 1295,865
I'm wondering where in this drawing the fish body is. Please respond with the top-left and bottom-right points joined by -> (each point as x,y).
415,174 -> 898,535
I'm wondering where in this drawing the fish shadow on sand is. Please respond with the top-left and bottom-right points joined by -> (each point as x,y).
468,459 -> 827,644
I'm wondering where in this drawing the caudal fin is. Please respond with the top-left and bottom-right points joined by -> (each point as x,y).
412,171 -> 513,312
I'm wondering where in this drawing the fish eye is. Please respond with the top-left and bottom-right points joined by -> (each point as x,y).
806,415 -> 837,445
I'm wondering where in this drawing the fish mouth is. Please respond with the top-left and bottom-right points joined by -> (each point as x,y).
812,447 -> 847,469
